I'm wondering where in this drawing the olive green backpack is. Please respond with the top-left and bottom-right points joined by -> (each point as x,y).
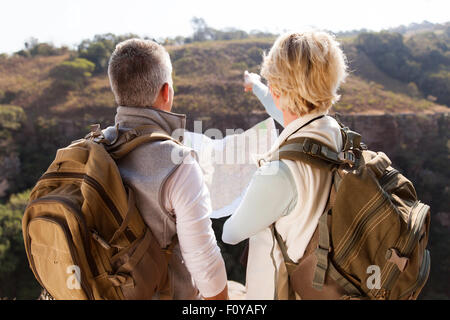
22,124 -> 180,300
271,119 -> 431,300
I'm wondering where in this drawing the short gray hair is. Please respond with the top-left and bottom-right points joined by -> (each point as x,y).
108,39 -> 172,107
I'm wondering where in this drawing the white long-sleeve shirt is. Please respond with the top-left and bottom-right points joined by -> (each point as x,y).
222,80 -> 298,245
223,78 -> 343,298
163,154 -> 227,298
252,80 -> 284,126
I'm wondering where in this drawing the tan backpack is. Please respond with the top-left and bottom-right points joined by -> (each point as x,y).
271,119 -> 431,300
22,124 -> 180,300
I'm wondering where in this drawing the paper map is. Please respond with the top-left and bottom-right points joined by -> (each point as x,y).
183,118 -> 278,219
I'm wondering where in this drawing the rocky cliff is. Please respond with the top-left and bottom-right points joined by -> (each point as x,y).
0,111 -> 448,299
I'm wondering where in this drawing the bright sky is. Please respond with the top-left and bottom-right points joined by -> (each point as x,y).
1,0 -> 449,53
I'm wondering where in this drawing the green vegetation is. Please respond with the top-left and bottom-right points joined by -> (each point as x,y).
49,58 -> 95,91
1,24 -> 447,120
0,190 -> 41,299
77,33 -> 141,74
0,105 -> 26,197
0,105 -> 26,131
355,27 -> 450,106
14,37 -> 68,58
388,115 -> 450,299
183,17 -> 273,44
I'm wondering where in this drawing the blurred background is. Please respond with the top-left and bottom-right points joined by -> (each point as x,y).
0,0 -> 448,299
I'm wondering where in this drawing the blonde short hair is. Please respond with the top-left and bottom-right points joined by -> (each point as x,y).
261,31 -> 348,116
108,39 -> 172,107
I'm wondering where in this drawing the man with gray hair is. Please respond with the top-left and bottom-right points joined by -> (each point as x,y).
106,38 -> 228,300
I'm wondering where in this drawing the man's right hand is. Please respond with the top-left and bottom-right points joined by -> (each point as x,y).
244,70 -> 261,92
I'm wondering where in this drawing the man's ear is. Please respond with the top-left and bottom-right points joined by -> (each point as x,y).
160,83 -> 170,103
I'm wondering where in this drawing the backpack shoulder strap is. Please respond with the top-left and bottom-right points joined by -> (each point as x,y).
270,116 -> 365,297
270,136 -> 358,170
267,115 -> 360,168
97,124 -> 182,160
329,113 -> 366,151
286,115 -> 325,139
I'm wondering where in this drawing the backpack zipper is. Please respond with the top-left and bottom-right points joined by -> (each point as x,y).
38,172 -> 136,243
398,249 -> 430,299
26,216 -> 94,299
382,202 -> 430,292
334,195 -> 388,267
28,195 -> 99,277
379,169 -> 399,188
369,200 -> 417,297
337,169 -> 408,272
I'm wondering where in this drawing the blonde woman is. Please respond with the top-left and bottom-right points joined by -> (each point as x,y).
222,31 -> 348,299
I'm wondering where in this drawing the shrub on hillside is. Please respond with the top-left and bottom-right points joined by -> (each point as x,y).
355,31 -> 450,107
0,105 -> 26,131
0,190 -> 41,299
14,38 -> 67,57
49,58 -> 95,91
0,105 -> 26,198
78,41 -> 110,74
78,33 -> 140,74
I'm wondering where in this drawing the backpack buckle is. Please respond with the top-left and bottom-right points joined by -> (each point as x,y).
338,151 -> 355,166
386,248 -> 409,272
310,144 -> 320,155
107,272 -> 135,288
124,129 -> 138,142
86,124 -> 106,141
302,140 -> 322,156
302,140 -> 312,153
315,245 -> 331,257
